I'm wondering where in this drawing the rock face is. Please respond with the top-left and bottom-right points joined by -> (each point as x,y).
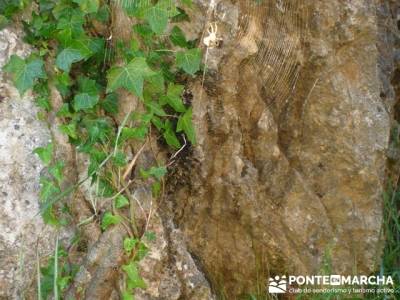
0,27 -> 57,299
170,0 -> 399,297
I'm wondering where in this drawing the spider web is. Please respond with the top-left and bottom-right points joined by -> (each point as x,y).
204,0 -> 309,105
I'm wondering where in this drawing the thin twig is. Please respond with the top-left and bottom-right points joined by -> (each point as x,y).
170,135 -> 187,161
36,239 -> 42,300
53,235 -> 59,300
122,142 -> 147,181
114,109 -> 133,156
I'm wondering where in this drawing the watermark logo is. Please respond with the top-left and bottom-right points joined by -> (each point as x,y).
267,275 -> 394,295
268,275 -> 287,293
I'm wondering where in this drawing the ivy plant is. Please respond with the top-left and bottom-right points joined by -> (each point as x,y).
3,0 -> 200,297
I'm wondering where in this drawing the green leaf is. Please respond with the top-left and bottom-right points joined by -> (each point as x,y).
112,151 -> 127,167
122,291 -> 134,300
135,242 -> 149,260
70,37 -> 103,57
123,237 -> 138,253
83,118 -> 112,143
36,96 -> 52,111
34,143 -> 53,166
144,231 -> 156,241
144,0 -> 179,34
49,161 -> 65,185
177,107 -> 196,144
0,15 -> 9,30
3,55 -> 46,95
73,93 -> 99,111
146,72 -> 165,95
181,0 -> 192,7
58,123 -> 78,139
115,195 -> 129,208
56,103 -> 73,118
122,262 -> 147,289
73,0 -> 99,14
140,166 -> 167,180
107,57 -> 155,97
120,126 -> 148,142
120,0 -> 150,16
101,93 -> 119,114
40,202 -> 59,226
39,177 -> 61,202
144,100 -> 167,117
163,121 -> 181,149
165,83 -> 186,112
151,116 -> 164,131
101,212 -> 122,230
170,26 -> 188,48
95,5 -> 110,22
55,72 -> 72,97
55,48 -> 84,72
77,76 -> 100,95
56,12 -> 85,45
175,48 -> 201,75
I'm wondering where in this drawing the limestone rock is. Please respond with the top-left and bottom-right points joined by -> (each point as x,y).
169,0 -> 398,297
0,27 -> 56,299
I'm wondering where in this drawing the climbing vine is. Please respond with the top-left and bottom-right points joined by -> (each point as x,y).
2,0 -> 200,298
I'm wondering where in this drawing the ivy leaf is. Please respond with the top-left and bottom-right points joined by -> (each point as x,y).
33,143 -> 53,166
49,161 -> 65,185
57,103 -> 73,118
39,177 -> 60,202
3,54 -> 46,95
83,118 -> 112,143
107,57 -> 155,97
144,0 -> 179,34
55,72 -> 72,97
170,26 -> 188,48
70,37 -> 103,57
115,195 -> 129,208
123,237 -> 138,253
78,76 -> 100,95
146,72 -> 165,95
36,96 -> 52,111
140,166 -> 167,180
73,0 -> 99,14
39,178 -> 60,225
73,93 -> 99,111
59,123 -> 78,139
165,83 -> 186,112
101,212 -> 122,230
55,48 -> 84,72
151,116 -> 164,131
112,151 -> 127,167
122,291 -> 134,300
177,107 -> 196,144
101,93 -> 119,114
97,178 -> 115,197
120,0 -> 150,16
120,126 -> 148,142
122,262 -> 147,289
144,100 -> 167,117
56,12 -> 85,45
0,15 -> 8,30
163,121 -> 181,149
176,48 -> 201,75
181,0 -> 192,7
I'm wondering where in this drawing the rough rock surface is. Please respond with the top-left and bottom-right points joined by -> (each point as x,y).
169,0 -> 399,297
0,27 -> 57,299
